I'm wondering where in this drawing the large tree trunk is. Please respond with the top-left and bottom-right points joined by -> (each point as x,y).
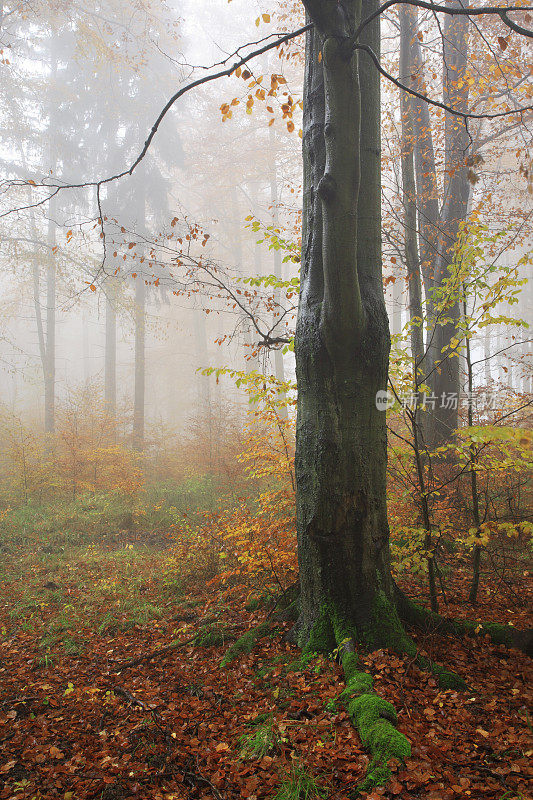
295,0 -> 393,649
291,5 -> 416,789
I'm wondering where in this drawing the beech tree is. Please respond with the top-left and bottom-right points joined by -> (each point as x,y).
2,0 -> 531,791
290,0 -> 532,788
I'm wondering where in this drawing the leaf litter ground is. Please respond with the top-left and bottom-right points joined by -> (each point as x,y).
0,541 -> 531,800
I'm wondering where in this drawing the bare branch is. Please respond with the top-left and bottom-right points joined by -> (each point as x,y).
355,42 -> 533,121
353,1 -> 533,43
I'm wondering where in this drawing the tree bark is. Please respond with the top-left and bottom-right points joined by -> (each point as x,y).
44,47 -> 59,437
406,3 -> 471,448
406,5 -> 439,321
295,0 -> 393,648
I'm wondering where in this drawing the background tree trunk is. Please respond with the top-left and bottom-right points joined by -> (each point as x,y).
428,0 -> 471,447
399,5 -> 424,383
44,206 -> 56,435
268,128 -> 288,419
133,273 -> 146,450
104,279 -> 117,412
406,2 -> 471,448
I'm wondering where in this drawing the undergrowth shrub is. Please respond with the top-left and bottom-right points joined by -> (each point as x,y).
167,405 -> 297,594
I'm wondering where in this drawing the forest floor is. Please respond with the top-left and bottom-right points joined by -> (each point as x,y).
1,531 -> 532,800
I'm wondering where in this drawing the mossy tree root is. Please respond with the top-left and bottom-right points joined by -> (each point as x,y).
221,621 -> 275,666
395,587 -> 533,657
302,599 -> 411,794
221,592 -> 299,667
339,644 -> 411,793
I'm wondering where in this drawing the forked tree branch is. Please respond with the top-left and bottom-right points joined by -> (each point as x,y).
353,1 -> 533,42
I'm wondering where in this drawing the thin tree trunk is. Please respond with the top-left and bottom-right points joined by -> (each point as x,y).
44,45 -> 59,436
268,128 -> 288,420
463,291 -> 483,604
400,4 -> 438,611
193,307 -> 211,409
133,273 -> 146,450
391,266 -> 402,338
399,5 -> 424,384
82,309 -> 90,384
104,280 -> 117,412
406,5 -> 440,320
44,208 -> 56,435
230,185 -> 257,374
427,0 -> 471,447
484,328 -> 492,386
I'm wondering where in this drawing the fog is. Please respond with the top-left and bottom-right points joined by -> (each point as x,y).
0,0 -> 531,441
0,6 -> 532,795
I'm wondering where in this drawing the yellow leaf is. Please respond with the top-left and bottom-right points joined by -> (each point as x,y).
262,13 -> 270,22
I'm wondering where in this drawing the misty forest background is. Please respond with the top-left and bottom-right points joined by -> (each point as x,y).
0,2 -> 531,800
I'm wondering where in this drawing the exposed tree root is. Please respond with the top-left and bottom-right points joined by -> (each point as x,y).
223,588 -> 470,792
222,589 -> 299,666
301,598 -> 413,793
223,582 -> 533,792
336,638 -> 411,793
394,585 -> 533,657
221,621 -> 275,666
111,635 -> 197,673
